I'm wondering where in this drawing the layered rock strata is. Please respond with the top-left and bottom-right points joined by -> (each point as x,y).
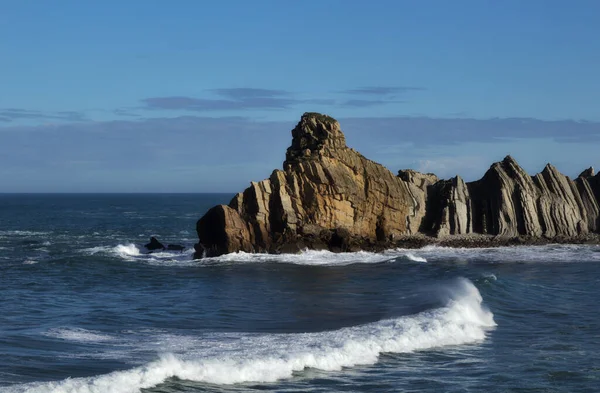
195,113 -> 600,257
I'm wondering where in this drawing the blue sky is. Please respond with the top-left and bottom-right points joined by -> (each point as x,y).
1,0 -> 599,192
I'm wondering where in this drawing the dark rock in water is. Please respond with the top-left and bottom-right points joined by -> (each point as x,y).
145,237 -> 165,251
194,112 -> 600,257
167,244 -> 185,252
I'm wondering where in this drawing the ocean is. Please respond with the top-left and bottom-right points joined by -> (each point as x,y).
1,194 -> 599,393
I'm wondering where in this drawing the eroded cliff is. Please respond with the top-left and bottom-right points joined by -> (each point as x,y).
195,113 -> 600,257
414,157 -> 600,239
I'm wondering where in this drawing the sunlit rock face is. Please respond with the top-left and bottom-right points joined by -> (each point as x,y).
196,113 -> 600,257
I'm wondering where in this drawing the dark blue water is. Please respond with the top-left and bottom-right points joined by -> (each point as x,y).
1,194 -> 600,393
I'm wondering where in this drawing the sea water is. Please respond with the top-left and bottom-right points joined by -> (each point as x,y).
1,194 -> 599,392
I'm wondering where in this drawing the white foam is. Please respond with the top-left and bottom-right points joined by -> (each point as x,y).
81,243 -> 197,266
22,260 -> 38,265
407,244 -> 600,264
113,244 -> 141,259
11,279 -> 494,393
404,253 -> 427,263
203,244 -> 600,266
82,244 -> 140,260
0,230 -> 49,236
81,245 -> 113,255
44,328 -> 114,343
205,249 -> 401,266
81,243 -> 600,267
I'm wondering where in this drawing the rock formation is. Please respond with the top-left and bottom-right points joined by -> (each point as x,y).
195,113 -> 600,257
415,157 -> 600,239
145,237 -> 165,251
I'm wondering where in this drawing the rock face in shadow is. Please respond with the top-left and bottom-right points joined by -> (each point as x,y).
195,113 -> 600,257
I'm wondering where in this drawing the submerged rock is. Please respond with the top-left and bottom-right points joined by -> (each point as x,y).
194,113 -> 600,257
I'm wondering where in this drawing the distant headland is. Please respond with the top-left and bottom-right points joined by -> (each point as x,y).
194,112 -> 600,257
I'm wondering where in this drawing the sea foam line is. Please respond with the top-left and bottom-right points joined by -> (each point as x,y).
204,244 -> 600,266
44,328 -> 114,343
10,278 -> 494,393
204,248 -> 426,265
81,242 -> 600,267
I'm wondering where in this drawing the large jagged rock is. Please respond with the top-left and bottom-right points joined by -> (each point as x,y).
421,157 -> 600,238
195,113 -> 600,256
197,112 -> 419,256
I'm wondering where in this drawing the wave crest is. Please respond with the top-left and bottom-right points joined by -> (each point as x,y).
12,278 -> 494,393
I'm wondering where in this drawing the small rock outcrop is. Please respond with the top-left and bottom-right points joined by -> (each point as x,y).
195,113 -> 600,256
145,237 -> 165,251
166,244 -> 186,252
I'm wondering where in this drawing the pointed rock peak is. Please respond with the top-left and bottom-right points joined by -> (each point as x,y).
486,155 -> 527,178
578,167 -> 595,178
451,175 -> 465,186
502,155 -> 519,166
542,163 -> 560,175
285,112 -> 346,166
492,155 -> 523,171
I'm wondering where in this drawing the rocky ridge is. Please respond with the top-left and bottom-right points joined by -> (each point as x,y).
195,113 -> 600,257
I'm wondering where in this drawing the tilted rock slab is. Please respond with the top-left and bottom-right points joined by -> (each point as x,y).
413,157 -> 600,238
196,113 -> 600,256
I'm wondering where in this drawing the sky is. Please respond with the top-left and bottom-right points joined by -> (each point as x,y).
1,0 -> 599,192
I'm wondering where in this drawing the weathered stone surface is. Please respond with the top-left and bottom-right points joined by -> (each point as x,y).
424,157 -> 600,239
470,156 -> 545,237
195,113 -> 600,256
196,112 -> 419,255
426,176 -> 473,237
196,205 -> 254,256
397,169 -> 438,234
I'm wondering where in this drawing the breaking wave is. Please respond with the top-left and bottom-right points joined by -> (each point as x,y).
81,243 -> 195,265
83,244 -> 140,260
113,244 -> 141,259
9,278 -> 494,393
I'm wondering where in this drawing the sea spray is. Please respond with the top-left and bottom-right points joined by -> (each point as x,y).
113,244 -> 140,259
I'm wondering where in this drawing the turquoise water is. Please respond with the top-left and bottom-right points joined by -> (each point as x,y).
1,194 -> 599,392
